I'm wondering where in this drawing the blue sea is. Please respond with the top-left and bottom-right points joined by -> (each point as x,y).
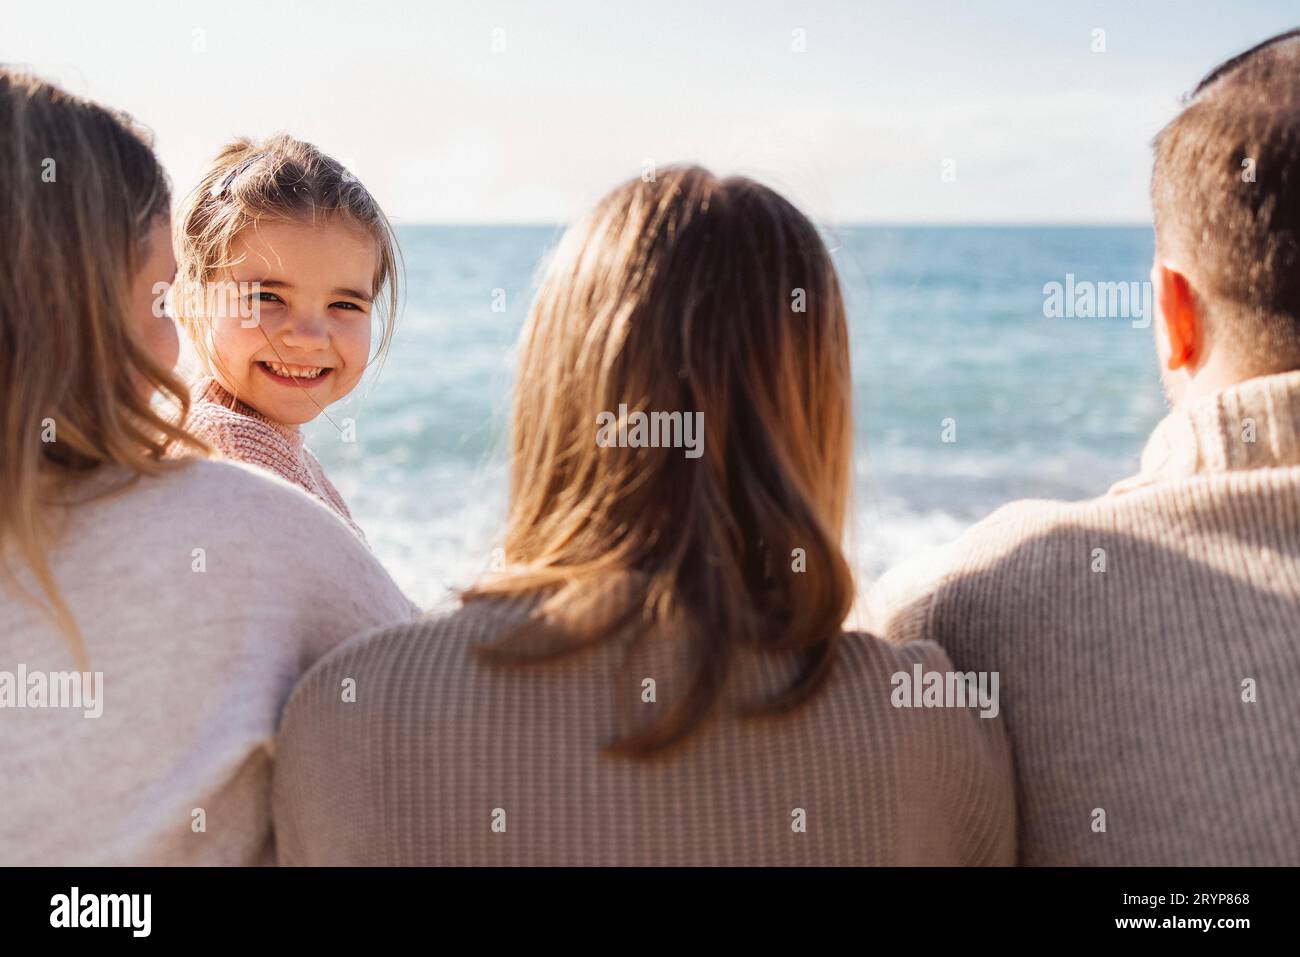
305,225 -> 1166,610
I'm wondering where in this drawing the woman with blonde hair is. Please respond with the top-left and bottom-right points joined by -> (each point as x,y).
0,69 -> 415,865
274,167 -> 1015,865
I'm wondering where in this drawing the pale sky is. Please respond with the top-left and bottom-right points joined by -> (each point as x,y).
3,1 -> 1297,225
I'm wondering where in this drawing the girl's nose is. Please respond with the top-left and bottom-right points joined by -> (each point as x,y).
279,309 -> 330,349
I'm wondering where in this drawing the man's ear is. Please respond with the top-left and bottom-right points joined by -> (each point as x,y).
1153,263 -> 1203,371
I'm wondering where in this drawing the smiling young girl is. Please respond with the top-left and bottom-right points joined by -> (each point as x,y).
172,136 -> 400,537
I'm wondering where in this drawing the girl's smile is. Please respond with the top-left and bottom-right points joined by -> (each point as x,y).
255,360 -> 335,386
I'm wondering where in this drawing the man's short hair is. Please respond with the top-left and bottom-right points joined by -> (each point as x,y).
1152,30 -> 1300,370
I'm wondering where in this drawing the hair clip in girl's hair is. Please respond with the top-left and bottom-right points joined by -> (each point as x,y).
208,154 -> 261,198
208,169 -> 236,198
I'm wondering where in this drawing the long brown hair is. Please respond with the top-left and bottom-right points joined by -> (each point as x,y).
0,69 -> 204,667
467,166 -> 855,756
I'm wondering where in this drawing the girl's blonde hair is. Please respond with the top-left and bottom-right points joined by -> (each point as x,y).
173,135 -> 401,387
0,68 -> 207,667
466,166 -> 856,757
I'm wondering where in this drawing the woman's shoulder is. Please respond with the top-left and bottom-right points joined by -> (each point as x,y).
100,459 -> 404,598
135,457 -> 334,520
832,628 -> 1015,861
284,597 -> 498,687
45,460 -> 413,677
834,628 -> 960,680
819,631 -> 1008,769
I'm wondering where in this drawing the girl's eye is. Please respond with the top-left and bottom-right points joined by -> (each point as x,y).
251,291 -> 284,304
332,301 -> 365,312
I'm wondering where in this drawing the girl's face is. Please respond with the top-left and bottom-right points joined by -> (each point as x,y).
210,218 -> 378,426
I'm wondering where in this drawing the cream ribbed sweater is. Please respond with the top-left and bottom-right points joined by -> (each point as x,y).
873,370 -> 1300,865
272,596 -> 1016,866
0,460 -> 416,865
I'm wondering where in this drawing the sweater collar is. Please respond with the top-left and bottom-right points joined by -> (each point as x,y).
1114,370 -> 1300,491
193,376 -> 304,448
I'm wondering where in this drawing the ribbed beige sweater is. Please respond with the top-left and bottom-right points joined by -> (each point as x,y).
873,370 -> 1300,866
272,597 -> 1016,866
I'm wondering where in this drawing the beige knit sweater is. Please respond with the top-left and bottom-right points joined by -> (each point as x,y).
873,370 -> 1300,866
272,595 -> 1016,866
0,459 -> 416,865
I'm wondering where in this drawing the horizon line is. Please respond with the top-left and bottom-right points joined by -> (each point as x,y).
390,220 -> 1155,229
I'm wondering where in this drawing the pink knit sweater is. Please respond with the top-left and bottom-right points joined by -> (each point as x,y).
183,378 -> 365,540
